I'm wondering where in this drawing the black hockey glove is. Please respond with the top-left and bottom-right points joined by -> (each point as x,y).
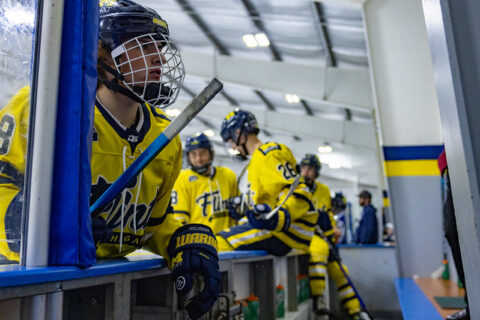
317,210 -> 333,233
246,204 -> 291,232
167,224 -> 221,320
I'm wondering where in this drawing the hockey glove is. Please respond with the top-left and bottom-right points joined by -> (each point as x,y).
167,224 -> 221,320
317,210 -> 333,233
226,195 -> 244,221
246,204 -> 291,232
91,216 -> 113,246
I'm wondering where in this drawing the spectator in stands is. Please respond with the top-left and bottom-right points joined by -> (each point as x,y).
355,190 -> 378,244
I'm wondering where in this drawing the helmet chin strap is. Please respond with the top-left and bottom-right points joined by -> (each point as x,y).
234,127 -> 249,161
191,162 -> 212,175
98,60 -> 172,106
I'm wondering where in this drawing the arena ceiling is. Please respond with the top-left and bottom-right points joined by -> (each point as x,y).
138,0 -> 381,187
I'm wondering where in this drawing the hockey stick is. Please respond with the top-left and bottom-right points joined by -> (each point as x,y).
315,226 -> 373,318
264,175 -> 301,219
90,78 -> 223,214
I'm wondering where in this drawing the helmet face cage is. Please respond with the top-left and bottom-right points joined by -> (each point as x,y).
110,32 -> 185,108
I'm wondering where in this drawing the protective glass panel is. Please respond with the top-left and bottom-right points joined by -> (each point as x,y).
0,0 -> 37,265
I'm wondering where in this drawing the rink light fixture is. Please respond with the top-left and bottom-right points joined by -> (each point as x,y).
318,145 -> 332,153
242,34 -> 258,48
203,129 -> 215,137
285,94 -> 300,103
242,33 -> 270,48
165,108 -> 181,117
255,33 -> 270,47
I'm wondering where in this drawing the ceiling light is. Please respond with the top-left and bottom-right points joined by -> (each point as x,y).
242,34 -> 258,48
255,33 -> 270,47
203,129 -> 215,137
165,108 -> 181,117
318,145 -> 332,153
285,94 -> 300,104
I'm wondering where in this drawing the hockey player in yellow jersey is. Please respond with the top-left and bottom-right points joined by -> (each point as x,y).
300,154 -> 370,320
0,1 -> 220,318
172,133 -> 241,234
217,109 -> 317,255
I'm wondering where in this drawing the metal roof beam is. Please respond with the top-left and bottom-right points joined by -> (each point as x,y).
254,90 -> 276,111
301,99 -> 314,116
239,0 -> 283,61
312,1 -> 337,67
175,0 -> 230,55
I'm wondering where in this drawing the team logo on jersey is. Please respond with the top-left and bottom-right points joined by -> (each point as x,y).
127,134 -> 139,143
91,176 -> 159,238
195,190 -> 228,217
188,175 -> 198,182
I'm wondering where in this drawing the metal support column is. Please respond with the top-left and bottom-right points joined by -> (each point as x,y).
423,0 -> 480,317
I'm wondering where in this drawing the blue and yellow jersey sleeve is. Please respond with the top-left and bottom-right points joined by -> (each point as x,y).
0,86 -> 30,262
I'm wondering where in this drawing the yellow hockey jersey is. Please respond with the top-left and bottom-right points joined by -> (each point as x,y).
246,142 -> 318,251
0,87 -> 29,262
309,181 -> 336,238
0,86 -> 183,265
172,167 -> 239,234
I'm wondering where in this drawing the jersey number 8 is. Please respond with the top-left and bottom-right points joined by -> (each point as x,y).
0,114 -> 15,155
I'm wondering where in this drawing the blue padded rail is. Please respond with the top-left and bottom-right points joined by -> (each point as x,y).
0,250 -> 270,288
218,250 -> 267,260
394,278 -> 442,320
0,258 -> 167,288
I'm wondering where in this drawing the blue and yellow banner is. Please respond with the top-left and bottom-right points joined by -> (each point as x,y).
383,145 -> 443,177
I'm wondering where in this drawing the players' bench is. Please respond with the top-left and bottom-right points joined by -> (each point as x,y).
0,250 -> 311,320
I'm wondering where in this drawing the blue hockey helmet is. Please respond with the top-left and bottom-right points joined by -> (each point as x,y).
299,154 -> 321,177
185,133 -> 213,154
220,109 -> 259,144
185,133 -> 214,174
99,0 -> 169,51
332,192 -> 346,210
98,0 -> 184,108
